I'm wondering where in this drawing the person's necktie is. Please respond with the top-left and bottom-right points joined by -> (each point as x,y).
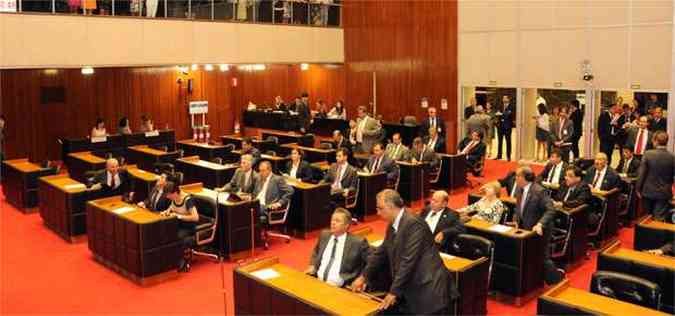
635,129 -> 645,155
151,190 -> 160,210
322,237 -> 338,282
373,157 -> 380,172
592,171 -> 601,188
510,182 -> 518,197
623,159 -> 630,174
111,173 -> 117,189
431,118 -> 435,129
547,164 -> 555,183
564,187 -> 573,202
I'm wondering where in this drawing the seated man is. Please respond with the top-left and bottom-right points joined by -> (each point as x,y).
138,173 -> 172,212
217,154 -> 258,194
283,148 -> 313,182
537,150 -> 566,186
304,208 -> 369,287
92,158 -> 130,196
615,147 -> 640,178
419,190 -> 466,252
457,130 -> 486,174
241,137 -> 261,165
584,152 -> 621,227
364,143 -> 398,182
408,137 -> 438,169
552,166 -> 592,209
331,130 -> 352,152
424,127 -> 446,153
385,133 -> 409,161
253,161 -> 294,221
323,148 -> 358,206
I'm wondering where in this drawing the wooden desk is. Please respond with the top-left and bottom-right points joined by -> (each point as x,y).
598,241 -> 675,313
397,161 -> 428,205
175,156 -> 237,189
38,174 -> 93,242
261,130 -> 304,145
126,165 -> 160,203
363,231 -> 490,315
435,153 -> 467,190
126,145 -> 177,172
66,151 -> 107,183
465,218 -> 544,304
634,216 -> 675,251
280,143 -> 335,163
230,149 -> 289,173
86,196 -> 180,285
181,183 -> 260,260
60,130 -> 175,162
177,139 -> 228,161
537,279 -> 669,315
284,177 -> 331,238
234,257 -> 380,315
310,118 -> 350,137
220,134 -> 274,152
2,159 -> 54,211
243,110 -> 300,132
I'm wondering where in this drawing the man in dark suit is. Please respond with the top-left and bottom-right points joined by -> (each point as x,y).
241,137 -> 262,165
636,131 -> 675,221
650,107 -> 667,132
351,189 -> 455,314
597,107 -> 616,165
457,130 -> 486,174
409,137 -> 438,169
552,166 -> 592,209
646,239 -> 675,257
138,173 -> 172,212
625,116 -> 653,159
424,127 -> 446,154
496,95 -> 516,161
569,100 -> 584,160
364,143 -> 398,182
419,190 -> 466,253
254,161 -> 294,218
499,161 -> 530,198
297,92 -> 311,133
420,107 -> 446,138
305,208 -> 370,287
323,148 -> 358,204
513,167 -> 563,285
92,158 -> 130,196
616,148 -> 640,177
283,148 -> 313,182
217,154 -> 258,194
331,130 -> 351,152
537,150 -> 566,186
549,107 -> 575,162
584,152 -> 621,191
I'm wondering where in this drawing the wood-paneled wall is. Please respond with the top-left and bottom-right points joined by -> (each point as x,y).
342,0 -> 459,150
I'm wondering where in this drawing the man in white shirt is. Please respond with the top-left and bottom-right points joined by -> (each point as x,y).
218,154 -> 257,194
583,152 -> 620,192
92,158 -> 129,195
305,208 -> 369,287
418,190 -> 465,252
424,127 -> 446,153
384,133 -> 409,161
253,161 -> 294,219
537,150 -> 566,186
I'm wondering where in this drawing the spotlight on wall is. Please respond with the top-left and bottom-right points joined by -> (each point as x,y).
191,64 -> 199,71
81,67 -> 94,75
219,64 -> 229,72
205,64 -> 214,71
300,63 -> 309,71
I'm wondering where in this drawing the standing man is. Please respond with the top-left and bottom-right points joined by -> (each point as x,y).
465,105 -> 491,141
597,105 -> 616,165
419,190 -> 466,253
549,106 -> 574,162
636,131 -> 675,221
351,189 -> 456,314
625,116 -> 654,160
296,92 -> 312,133
496,95 -> 516,161
513,167 -> 564,285
650,107 -> 667,132
355,106 -> 382,153
569,100 -> 584,160
420,107 -> 446,138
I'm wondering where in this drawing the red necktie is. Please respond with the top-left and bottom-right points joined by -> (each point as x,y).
635,129 -> 645,155
592,171 -> 601,188
558,119 -> 565,138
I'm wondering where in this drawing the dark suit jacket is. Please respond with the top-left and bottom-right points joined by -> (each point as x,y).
408,148 -> 438,169
297,101 -> 311,129
364,210 -> 453,314
636,148 -> 675,200
323,163 -> 358,193
515,183 -> 556,230
499,103 -> 516,131
549,118 -> 575,144
420,116 -> 446,137
537,162 -> 567,185
650,117 -> 667,132
309,231 -> 369,285
464,106 -> 475,120
584,167 -> 621,191
597,111 -> 613,142
499,171 -> 518,197
424,135 -> 446,154
222,168 -> 258,194
94,170 -> 130,194
554,182 -> 592,209
457,137 -> 486,164
624,127 -> 654,153
253,174 -> 294,208
615,157 -> 641,177
570,108 -> 584,139
418,207 -> 466,251
284,160 -> 313,182
366,155 -> 398,182
143,185 -> 171,212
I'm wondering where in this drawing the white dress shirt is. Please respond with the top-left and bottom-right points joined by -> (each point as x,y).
332,163 -> 346,191
392,208 -> 405,232
257,175 -> 272,206
107,172 -> 121,189
425,209 -> 442,233
592,167 -> 607,190
547,162 -> 564,184
289,162 -> 300,179
316,233 -> 347,287
356,117 -> 368,142
427,137 -> 437,151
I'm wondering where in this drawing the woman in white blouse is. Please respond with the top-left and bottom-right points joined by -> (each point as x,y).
327,100 -> 347,120
91,118 -> 107,138
458,181 -> 507,224
533,103 -> 550,162
161,182 -> 199,272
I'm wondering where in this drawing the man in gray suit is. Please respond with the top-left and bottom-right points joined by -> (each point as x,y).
365,143 -> 398,182
409,137 -> 438,169
305,208 -> 369,287
323,148 -> 358,197
465,105 -> 491,140
355,106 -> 382,153
636,131 -> 675,220
384,133 -> 409,161
253,161 -> 294,218
217,154 -> 258,194
549,106 -> 575,162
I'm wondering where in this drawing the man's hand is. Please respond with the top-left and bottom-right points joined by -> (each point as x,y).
137,201 -> 146,208
646,249 -> 664,256
351,275 -> 367,292
553,201 -> 563,208
378,293 -> 397,311
303,266 -> 315,275
434,232 -> 444,244
533,223 -> 544,236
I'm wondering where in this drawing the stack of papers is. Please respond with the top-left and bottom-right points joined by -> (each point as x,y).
251,268 -> 280,280
488,224 -> 512,233
112,206 -> 135,215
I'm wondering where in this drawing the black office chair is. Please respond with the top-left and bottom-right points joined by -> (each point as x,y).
170,171 -> 184,186
223,143 -> 236,152
550,212 -> 575,260
154,162 -> 175,175
591,271 -> 662,310
574,158 -> 595,174
265,150 -> 277,157
262,201 -> 292,250
299,133 -> 315,147
84,169 -> 106,188
211,157 -> 223,165
402,115 -> 417,126
344,178 -> 360,221
449,234 -> 495,287
319,142 -> 333,150
587,197 -> 608,250
428,158 -> 443,185
182,195 -> 219,270
266,136 -> 279,144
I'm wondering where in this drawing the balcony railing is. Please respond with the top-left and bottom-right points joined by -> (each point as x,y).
3,0 -> 342,27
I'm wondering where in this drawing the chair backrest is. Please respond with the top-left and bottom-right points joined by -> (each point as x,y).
189,194 -> 218,245
345,177 -> 360,209
403,115 -> 417,126
84,169 -> 106,188
319,142 -> 333,150
590,271 -> 661,310
449,233 -> 494,261
173,171 -> 185,186
211,157 -> 223,165
429,158 -> 443,183
266,136 -> 279,144
299,134 -> 315,147
268,201 -> 291,225
223,143 -> 236,152
154,162 -> 175,175
265,150 -> 277,157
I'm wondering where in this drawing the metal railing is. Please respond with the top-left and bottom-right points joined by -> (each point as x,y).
8,0 -> 342,27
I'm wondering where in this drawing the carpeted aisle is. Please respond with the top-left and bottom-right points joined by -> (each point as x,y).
0,159 -> 634,315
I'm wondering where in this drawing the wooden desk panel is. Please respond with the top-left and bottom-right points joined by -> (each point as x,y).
66,151 -> 107,183
261,130 -> 304,145
279,143 -> 335,163
2,159 -> 50,210
397,161 -> 427,205
284,177 -> 331,239
175,156 -> 237,189
355,172 -> 387,221
126,166 -> 160,203
435,153 -> 467,190
38,174 -> 92,242
634,216 -> 675,251
127,145 -> 177,172
177,140 -> 228,161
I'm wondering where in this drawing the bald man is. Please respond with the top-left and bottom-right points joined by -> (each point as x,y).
418,190 -> 466,252
92,158 -> 130,195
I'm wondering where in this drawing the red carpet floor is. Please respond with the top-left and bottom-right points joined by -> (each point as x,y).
0,159 -> 635,315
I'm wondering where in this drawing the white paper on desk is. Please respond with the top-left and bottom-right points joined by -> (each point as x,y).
439,252 -> 455,260
488,224 -> 512,233
371,240 -> 384,247
251,268 -> 280,280
112,206 -> 135,215
144,130 -> 159,137
64,184 -> 86,190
